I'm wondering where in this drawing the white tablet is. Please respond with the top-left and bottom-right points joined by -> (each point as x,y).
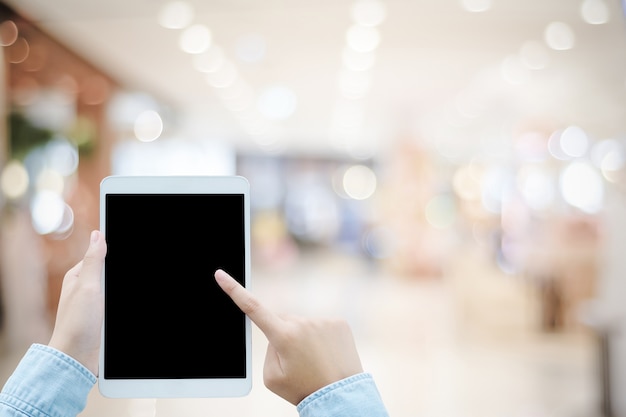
98,175 -> 252,398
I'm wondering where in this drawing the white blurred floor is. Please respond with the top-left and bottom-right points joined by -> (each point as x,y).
0,244 -> 602,417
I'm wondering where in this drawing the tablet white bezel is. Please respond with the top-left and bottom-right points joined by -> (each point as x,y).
98,175 -> 252,398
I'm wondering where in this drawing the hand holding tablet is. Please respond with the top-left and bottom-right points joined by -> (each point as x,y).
51,175 -> 363,402
99,175 -> 252,398
49,230 -> 107,376
49,231 -> 365,405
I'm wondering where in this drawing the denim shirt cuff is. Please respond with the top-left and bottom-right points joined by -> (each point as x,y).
0,343 -> 96,417
297,372 -> 389,417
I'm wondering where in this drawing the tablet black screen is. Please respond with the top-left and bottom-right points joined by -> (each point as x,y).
104,193 -> 246,379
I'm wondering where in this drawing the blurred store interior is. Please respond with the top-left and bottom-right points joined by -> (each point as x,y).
1,0 -> 626,416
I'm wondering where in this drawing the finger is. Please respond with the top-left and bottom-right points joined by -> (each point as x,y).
214,269 -> 282,339
79,230 -> 107,285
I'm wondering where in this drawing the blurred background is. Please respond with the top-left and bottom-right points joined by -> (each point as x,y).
0,0 -> 626,416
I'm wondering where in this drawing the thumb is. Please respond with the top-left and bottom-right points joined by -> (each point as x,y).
80,230 -> 107,282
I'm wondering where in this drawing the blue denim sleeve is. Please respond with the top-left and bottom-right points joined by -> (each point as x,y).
0,343 -> 96,417
297,373 -> 389,417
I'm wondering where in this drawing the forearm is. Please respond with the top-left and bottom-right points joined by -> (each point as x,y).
297,373 -> 389,417
0,344 -> 96,417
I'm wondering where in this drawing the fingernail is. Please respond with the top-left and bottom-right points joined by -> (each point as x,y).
214,269 -> 227,282
91,230 -> 99,243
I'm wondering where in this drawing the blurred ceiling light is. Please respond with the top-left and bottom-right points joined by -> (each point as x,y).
342,47 -> 376,71
134,110 -> 163,142
460,0 -> 492,12
192,46 -> 224,73
206,60 -> 238,88
500,55 -> 529,85
581,0 -> 610,24
351,0 -> 387,27
346,24 -> 381,53
519,40 -> 550,70
343,164 -> 377,200
560,161 -> 604,213
179,24 -> 212,54
544,21 -> 575,50
30,190 -> 66,235
560,125 -> 589,157
158,1 -> 194,29
547,129 -> 570,160
234,33 -> 267,64
1,160 -> 29,200
0,20 -> 18,46
36,168 -> 65,195
257,85 -> 297,120
425,194 -> 457,229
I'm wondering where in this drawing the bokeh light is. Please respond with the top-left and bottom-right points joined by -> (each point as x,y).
158,1 -> 194,29
581,0 -> 610,25
0,20 -> 18,46
36,169 -> 64,195
560,125 -> 589,158
351,0 -> 387,27
30,190 -> 65,235
460,0 -> 493,13
179,24 -> 212,54
544,21 -> 575,51
425,194 -> 457,229
343,164 -> 377,200
517,165 -> 556,211
0,160 -> 29,200
45,137 -> 79,176
559,161 -> 604,213
134,110 -> 163,142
